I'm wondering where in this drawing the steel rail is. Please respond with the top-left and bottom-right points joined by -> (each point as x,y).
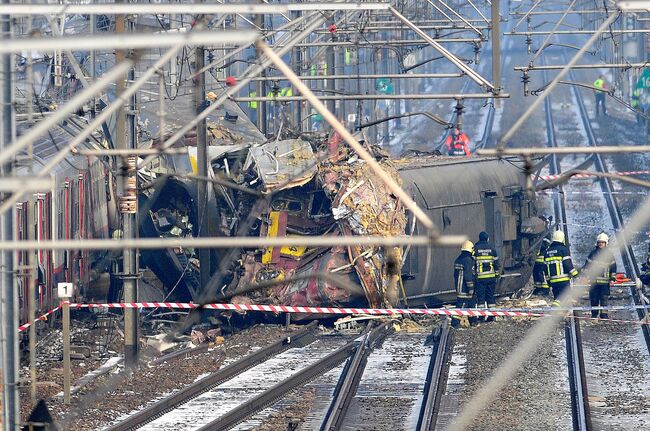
543,70 -> 590,429
104,322 -> 319,431
542,67 -> 567,231
449,196 -> 650,431
320,323 -> 391,431
565,314 -> 591,431
195,332 -> 370,430
417,319 -> 452,431
566,64 -> 650,354
147,344 -> 208,366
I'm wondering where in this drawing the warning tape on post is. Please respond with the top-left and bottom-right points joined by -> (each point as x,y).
17,301 -> 650,332
17,305 -> 62,332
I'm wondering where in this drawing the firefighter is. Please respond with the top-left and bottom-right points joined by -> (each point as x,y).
593,75 -> 607,117
532,237 -> 551,296
544,230 -> 579,305
444,128 -> 471,157
473,231 -> 500,314
452,240 -> 476,328
584,233 -> 616,319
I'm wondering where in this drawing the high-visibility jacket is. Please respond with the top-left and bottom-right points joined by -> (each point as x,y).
344,48 -> 352,65
248,91 -> 257,109
544,241 -> 578,284
533,239 -> 551,289
267,87 -> 293,98
445,132 -> 471,157
473,240 -> 500,280
280,87 -> 293,97
632,88 -> 641,108
454,250 -> 475,299
585,247 -> 617,285
639,247 -> 650,285
593,78 -> 606,93
310,62 -> 328,76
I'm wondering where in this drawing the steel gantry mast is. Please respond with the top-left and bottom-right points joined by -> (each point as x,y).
0,0 -> 17,427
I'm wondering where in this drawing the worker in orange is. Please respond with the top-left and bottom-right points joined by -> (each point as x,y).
444,128 -> 471,157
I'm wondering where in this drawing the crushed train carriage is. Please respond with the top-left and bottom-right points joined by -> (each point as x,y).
141,109 -> 546,309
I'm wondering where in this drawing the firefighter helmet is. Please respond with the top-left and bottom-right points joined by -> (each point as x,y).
461,240 -> 474,253
552,230 -> 565,244
597,233 -> 609,244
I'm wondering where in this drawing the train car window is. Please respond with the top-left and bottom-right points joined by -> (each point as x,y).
287,200 -> 302,213
309,191 -> 331,217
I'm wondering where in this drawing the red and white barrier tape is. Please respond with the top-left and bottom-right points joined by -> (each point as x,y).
68,302 -> 543,318
18,301 -> 650,332
18,305 -> 62,332
539,169 -> 650,181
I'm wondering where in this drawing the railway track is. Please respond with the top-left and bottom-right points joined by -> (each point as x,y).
541,50 -> 650,430
542,67 -> 591,430
106,320 -> 454,431
105,322 -> 319,431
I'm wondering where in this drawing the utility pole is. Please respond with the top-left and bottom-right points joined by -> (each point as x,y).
0,0 -> 17,426
195,45 -> 211,290
256,11 -> 267,135
492,0 -> 501,97
116,8 -> 139,368
292,9 -> 302,130
326,25 -> 337,117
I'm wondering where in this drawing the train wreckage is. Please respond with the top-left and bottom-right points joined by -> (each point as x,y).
140,123 -> 546,310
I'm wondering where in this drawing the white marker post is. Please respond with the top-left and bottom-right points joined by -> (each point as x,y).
57,282 -> 73,404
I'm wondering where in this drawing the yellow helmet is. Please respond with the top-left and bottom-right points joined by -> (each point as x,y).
461,240 -> 474,253
206,91 -> 218,101
552,230 -> 565,244
597,233 -> 609,244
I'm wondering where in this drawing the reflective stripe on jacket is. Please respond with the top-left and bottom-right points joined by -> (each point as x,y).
544,241 -> 578,284
473,240 -> 499,280
454,251 -> 475,299
585,247 -> 617,285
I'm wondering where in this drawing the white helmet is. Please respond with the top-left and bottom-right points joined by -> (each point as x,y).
552,230 -> 565,244
461,240 -> 474,253
597,233 -> 609,244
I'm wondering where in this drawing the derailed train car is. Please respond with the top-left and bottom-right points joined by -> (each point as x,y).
398,157 -> 546,305
143,129 -> 546,309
